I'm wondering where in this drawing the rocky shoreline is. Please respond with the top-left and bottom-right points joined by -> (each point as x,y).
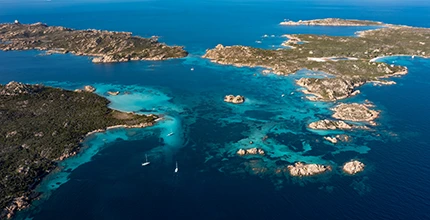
0,22 -> 188,63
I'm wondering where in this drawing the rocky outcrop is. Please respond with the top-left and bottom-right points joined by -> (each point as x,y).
308,119 -> 355,130
237,148 -> 265,156
343,160 -> 365,175
281,34 -> 302,47
324,134 -> 352,143
0,22 -> 188,63
107,91 -> 120,96
324,136 -> 338,144
84,85 -> 96,93
336,134 -> 351,142
0,81 -> 41,96
224,95 -> 245,104
2,196 -> 29,219
332,103 -> 379,122
280,18 -> 383,26
296,77 -> 364,101
287,162 -> 331,177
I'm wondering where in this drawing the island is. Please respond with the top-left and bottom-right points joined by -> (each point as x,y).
224,95 -> 245,104
280,18 -> 384,26
0,82 -> 158,219
343,160 -> 365,175
287,162 -> 331,177
308,103 -> 379,130
0,22 -> 188,63
308,119 -> 361,130
332,103 -> 379,122
203,19 -> 429,101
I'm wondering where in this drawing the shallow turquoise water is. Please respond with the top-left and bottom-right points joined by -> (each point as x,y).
1,1 -> 430,219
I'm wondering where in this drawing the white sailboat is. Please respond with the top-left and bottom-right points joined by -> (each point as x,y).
167,131 -> 174,136
141,154 -> 150,166
174,161 -> 178,173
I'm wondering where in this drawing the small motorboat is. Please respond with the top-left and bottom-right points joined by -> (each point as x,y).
141,154 -> 150,166
174,161 -> 178,173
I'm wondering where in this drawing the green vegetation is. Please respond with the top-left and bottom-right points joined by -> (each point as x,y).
203,23 -> 430,100
0,82 -> 156,217
0,22 -> 188,62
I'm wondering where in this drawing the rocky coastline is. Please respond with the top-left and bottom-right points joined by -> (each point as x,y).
0,22 -> 188,63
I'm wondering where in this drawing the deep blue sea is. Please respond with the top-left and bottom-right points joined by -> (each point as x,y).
1,0 -> 430,219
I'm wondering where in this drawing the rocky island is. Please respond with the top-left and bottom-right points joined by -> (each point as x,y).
332,103 -> 379,122
308,119 -> 357,130
287,162 -> 331,177
224,95 -> 245,104
343,160 -> 365,175
280,18 -> 384,26
0,82 -> 158,219
308,103 -> 378,130
0,22 -> 188,63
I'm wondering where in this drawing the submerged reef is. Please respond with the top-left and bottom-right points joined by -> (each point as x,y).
0,82 -> 157,219
0,22 -> 188,63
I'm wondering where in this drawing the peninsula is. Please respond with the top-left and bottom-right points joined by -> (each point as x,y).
0,22 -> 188,63
0,82 -> 158,219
